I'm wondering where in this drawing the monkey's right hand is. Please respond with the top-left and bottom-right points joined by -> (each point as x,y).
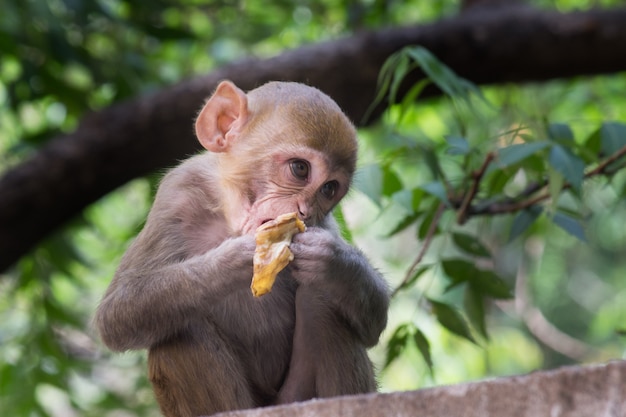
213,235 -> 256,276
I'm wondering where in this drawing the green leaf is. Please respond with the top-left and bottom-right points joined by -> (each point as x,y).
600,122 -> 626,156
384,323 -> 412,367
390,188 -> 424,212
509,206 -> 542,241
548,123 -> 575,143
386,211 -> 421,237
333,205 -> 353,244
389,54 -> 413,104
547,167 -> 565,208
574,128 -> 600,164
548,145 -> 585,191
363,51 -> 416,123
413,328 -> 434,374
407,47 -> 458,97
597,122 -> 626,171
485,168 -> 516,195
585,127 -> 602,156
364,67 -> 393,122
382,165 -> 403,197
397,265 -> 431,292
429,299 -> 476,344
398,78 -> 431,122
411,188 -> 425,211
452,233 -> 491,257
551,211 -> 587,242
491,141 -> 550,171
391,189 -> 414,212
470,270 -> 513,299
418,199 -> 442,239
354,164 -> 403,206
464,286 -> 488,340
354,164 -> 383,206
420,143 -> 444,180
441,258 -> 471,287
405,46 -> 483,103
420,181 -> 450,206
458,78 -> 487,103
442,259 -> 512,299
445,136 -> 470,156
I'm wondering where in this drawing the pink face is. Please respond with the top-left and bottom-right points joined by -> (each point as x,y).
239,147 -> 351,234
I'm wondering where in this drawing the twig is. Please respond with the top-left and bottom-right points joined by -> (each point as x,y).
390,144 -> 626,296
481,190 -> 551,214
465,143 -> 626,218
457,152 -> 495,224
392,203 -> 445,297
585,143 -> 626,177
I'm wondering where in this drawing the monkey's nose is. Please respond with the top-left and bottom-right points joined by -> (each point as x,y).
297,204 -> 310,221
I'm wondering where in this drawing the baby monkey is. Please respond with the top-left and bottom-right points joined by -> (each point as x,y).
95,80 -> 389,417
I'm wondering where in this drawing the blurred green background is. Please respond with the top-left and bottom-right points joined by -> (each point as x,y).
1,0 -> 625,415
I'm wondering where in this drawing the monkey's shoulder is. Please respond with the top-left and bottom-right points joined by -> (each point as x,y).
152,154 -> 222,212
161,153 -> 220,191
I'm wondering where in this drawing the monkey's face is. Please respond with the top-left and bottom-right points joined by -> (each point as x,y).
194,80 -> 358,236
241,145 -> 352,234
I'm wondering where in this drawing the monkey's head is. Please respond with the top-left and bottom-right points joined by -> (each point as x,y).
195,80 -> 357,233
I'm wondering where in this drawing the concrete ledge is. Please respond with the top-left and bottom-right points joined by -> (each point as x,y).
214,361 -> 626,417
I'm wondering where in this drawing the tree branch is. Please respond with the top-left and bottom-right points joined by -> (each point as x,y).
463,144 -> 626,218
392,203 -> 445,297
3,7 -> 626,271
457,152 -> 495,224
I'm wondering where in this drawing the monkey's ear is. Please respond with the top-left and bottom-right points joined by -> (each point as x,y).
195,80 -> 249,153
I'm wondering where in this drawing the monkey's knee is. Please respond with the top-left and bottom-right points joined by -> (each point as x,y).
148,331 -> 254,417
288,288 -> 377,399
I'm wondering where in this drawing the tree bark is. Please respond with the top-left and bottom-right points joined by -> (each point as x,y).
2,6 -> 626,272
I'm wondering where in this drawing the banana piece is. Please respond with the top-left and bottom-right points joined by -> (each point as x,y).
251,212 -> 306,297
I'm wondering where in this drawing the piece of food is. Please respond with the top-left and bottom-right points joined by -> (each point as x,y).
251,212 -> 306,297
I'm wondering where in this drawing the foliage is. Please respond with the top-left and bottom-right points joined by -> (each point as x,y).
353,46 -> 626,388
0,181 -> 155,416
0,1 -> 455,415
0,0 -> 451,172
2,0 -> 626,415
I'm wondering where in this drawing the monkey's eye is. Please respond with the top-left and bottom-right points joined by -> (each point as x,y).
290,160 -> 310,180
320,180 -> 338,199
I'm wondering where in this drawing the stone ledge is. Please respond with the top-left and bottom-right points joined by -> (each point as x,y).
213,361 -> 626,417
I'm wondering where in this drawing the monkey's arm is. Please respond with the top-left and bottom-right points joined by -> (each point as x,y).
95,235 -> 254,351
327,243 -> 389,347
95,162 -> 255,351
290,221 -> 389,347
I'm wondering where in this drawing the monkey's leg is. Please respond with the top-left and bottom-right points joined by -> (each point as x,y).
275,287 -> 318,403
148,321 -> 255,417
276,286 -> 376,404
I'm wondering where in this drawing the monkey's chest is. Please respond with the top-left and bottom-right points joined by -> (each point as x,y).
216,279 -> 297,392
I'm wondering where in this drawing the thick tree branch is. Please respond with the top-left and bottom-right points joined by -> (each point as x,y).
2,7 -> 626,271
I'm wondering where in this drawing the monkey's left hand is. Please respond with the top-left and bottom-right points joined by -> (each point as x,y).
289,226 -> 388,346
288,227 -> 349,285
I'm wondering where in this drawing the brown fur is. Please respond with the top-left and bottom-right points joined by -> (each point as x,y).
94,81 -> 388,417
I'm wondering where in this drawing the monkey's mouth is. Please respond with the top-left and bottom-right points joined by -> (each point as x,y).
260,219 -> 273,226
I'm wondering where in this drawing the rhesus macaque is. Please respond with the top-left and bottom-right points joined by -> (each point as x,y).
94,80 -> 389,417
